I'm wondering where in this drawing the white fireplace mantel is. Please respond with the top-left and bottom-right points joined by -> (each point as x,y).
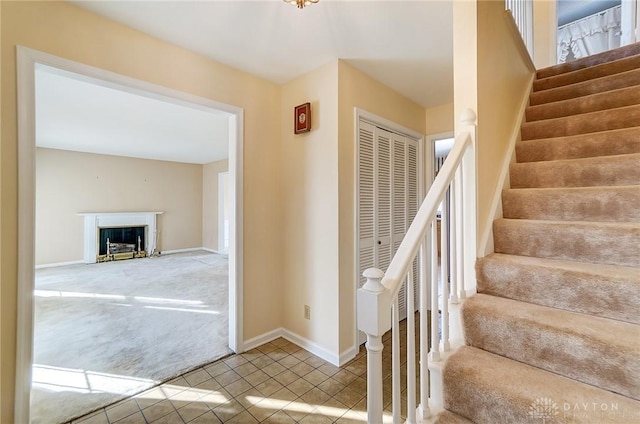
78,212 -> 163,263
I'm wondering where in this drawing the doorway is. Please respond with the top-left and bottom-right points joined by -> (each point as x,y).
16,47 -> 244,423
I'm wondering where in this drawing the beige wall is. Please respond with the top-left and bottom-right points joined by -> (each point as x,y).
1,2 -> 283,419
202,159 -> 229,252
425,102 -> 454,135
36,148 -> 204,265
337,61 -> 426,354
280,61 -> 340,355
476,0 -> 535,248
533,0 -> 557,69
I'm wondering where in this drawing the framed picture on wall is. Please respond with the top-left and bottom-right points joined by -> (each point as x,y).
294,102 -> 311,134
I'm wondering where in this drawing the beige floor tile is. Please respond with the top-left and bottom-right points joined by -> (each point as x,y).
290,361 -> 315,377
269,387 -> 299,405
141,399 -> 176,422
233,361 -> 259,377
332,369 -> 358,385
317,377 -> 346,397
112,411 -> 147,424
278,355 -> 302,369
261,410 -> 297,423
150,410 -> 184,423
214,369 -> 242,385
255,378 -> 285,397
72,409 -> 109,424
222,355 -> 248,368
317,363 -> 341,377
135,387 -> 168,409
176,402 -> 210,423
332,387 -> 365,408
272,369 -> 300,386
244,369 -> 270,386
224,410 -> 258,424
204,361 -> 231,378
346,377 -> 367,394
256,342 -> 279,354
193,377 -> 223,392
185,410 -> 221,424
211,398 -> 245,422
224,377 -> 253,397
299,387 -> 331,406
262,361 -> 287,377
286,377 -> 314,396
291,349 -> 313,361
304,356 -> 327,369
303,369 -> 330,386
106,399 -> 141,423
299,413 -> 334,424
183,369 -> 212,387
251,355 -> 276,368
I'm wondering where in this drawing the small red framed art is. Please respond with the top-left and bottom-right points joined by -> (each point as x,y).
294,102 -> 311,134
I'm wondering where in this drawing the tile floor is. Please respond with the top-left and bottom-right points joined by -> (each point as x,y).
70,315 -> 422,424
69,338 -> 373,424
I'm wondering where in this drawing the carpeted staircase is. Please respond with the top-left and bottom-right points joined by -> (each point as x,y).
438,45 -> 640,423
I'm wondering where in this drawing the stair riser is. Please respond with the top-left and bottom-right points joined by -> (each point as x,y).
533,55 -> 640,92
443,347 -> 640,424
476,256 -> 640,325
516,127 -> 640,162
493,220 -> 640,267
525,86 -> 640,122
530,69 -> 640,106
521,105 -> 640,140
537,44 -> 640,79
510,154 -> 640,188
462,299 -> 640,400
502,187 -> 640,222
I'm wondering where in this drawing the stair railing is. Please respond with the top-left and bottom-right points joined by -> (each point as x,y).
505,0 -> 534,58
357,109 -> 477,423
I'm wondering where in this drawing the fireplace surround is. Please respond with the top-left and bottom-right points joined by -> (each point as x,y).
79,212 -> 163,263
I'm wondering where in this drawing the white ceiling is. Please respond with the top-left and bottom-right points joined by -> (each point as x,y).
37,1 -> 453,164
72,0 -> 454,109
36,65 -> 230,164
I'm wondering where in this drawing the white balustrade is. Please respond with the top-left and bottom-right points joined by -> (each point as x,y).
505,0 -> 533,57
357,110 -> 477,423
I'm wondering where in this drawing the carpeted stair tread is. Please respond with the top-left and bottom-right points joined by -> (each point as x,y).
525,85 -> 640,122
516,127 -> 640,162
435,410 -> 474,424
442,346 -> 640,424
493,218 -> 640,267
510,153 -> 640,188
477,253 -> 640,324
537,43 -> 640,79
533,54 -> 640,92
530,68 -> 640,106
502,186 -> 640,222
462,294 -> 640,400
521,105 -> 640,140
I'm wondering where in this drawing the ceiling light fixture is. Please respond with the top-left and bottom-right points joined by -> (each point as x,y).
284,0 -> 319,9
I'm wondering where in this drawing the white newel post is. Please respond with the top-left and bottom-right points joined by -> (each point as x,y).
357,268 -> 391,424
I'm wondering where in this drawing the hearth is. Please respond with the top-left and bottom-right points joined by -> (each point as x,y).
78,212 -> 163,263
97,226 -> 147,262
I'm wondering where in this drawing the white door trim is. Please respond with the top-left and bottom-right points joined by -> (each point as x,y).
218,172 -> 230,254
15,46 -> 244,423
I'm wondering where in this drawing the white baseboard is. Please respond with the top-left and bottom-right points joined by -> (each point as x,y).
339,345 -> 359,366
35,260 -> 84,269
160,247 -> 210,255
202,247 -> 221,254
243,328 -> 341,366
242,328 -> 284,352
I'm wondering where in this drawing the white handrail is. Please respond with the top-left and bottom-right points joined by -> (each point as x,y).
382,125 -> 473,300
357,109 -> 476,423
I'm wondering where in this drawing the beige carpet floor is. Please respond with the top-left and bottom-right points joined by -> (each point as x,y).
32,250 -> 232,424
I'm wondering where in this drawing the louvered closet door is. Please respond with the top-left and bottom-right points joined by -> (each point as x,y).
392,134 -> 420,320
358,121 -> 420,321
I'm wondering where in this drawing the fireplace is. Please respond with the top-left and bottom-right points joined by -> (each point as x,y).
79,212 -> 163,263
97,226 -> 146,262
